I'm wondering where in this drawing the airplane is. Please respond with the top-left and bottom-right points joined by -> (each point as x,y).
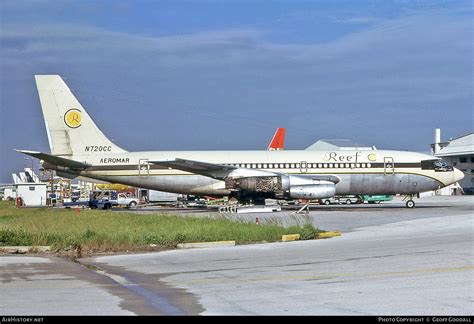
268,128 -> 285,150
17,75 -> 464,208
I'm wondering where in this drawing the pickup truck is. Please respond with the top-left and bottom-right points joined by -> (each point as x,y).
89,190 -> 140,209
320,195 -> 361,205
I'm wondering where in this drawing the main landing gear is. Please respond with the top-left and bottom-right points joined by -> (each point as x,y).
296,200 -> 310,214
403,194 -> 417,208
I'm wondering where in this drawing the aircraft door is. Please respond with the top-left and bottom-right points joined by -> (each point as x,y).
300,161 -> 308,173
138,159 -> 150,176
384,157 -> 395,175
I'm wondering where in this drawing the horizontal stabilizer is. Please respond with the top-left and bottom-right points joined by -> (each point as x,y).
15,150 -> 91,170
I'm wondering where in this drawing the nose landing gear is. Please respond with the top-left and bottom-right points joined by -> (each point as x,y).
403,194 -> 417,208
406,200 -> 415,208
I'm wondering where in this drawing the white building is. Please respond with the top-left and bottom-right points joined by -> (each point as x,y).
306,139 -> 376,151
1,185 -> 17,200
4,168 -> 48,206
431,129 -> 473,194
16,183 -> 47,206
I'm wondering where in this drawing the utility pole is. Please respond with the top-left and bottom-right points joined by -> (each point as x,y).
24,157 -> 34,172
50,170 -> 54,206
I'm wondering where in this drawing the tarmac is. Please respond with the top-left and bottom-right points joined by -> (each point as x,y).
1,196 -> 473,315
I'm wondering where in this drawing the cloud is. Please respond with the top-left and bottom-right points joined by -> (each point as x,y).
0,9 -> 472,181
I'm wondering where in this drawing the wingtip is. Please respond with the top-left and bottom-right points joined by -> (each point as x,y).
14,149 -> 40,154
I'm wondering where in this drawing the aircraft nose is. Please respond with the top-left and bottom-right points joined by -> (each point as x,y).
453,168 -> 465,183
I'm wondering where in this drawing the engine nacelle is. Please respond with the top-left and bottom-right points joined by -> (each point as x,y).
226,175 -> 337,200
289,183 -> 336,199
225,176 -> 284,197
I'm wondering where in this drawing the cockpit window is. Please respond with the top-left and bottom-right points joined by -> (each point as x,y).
421,159 -> 453,172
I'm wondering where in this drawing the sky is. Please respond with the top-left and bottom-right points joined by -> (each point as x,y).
0,0 -> 472,182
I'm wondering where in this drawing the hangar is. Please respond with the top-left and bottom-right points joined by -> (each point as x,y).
431,129 -> 474,194
305,139 -> 376,151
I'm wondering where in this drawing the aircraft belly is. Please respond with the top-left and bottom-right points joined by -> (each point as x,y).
84,173 -> 229,196
73,169 -> 439,197
346,173 -> 439,195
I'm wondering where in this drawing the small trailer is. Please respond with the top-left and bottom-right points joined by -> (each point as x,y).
359,195 -> 393,204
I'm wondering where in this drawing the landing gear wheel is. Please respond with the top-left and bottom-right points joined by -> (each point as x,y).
406,200 -> 415,208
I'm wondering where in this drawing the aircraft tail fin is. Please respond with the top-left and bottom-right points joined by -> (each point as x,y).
35,75 -> 126,156
267,128 -> 285,151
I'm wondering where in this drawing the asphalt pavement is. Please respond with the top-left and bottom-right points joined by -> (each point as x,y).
1,196 -> 473,315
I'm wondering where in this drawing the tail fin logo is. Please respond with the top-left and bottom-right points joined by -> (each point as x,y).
64,109 -> 82,128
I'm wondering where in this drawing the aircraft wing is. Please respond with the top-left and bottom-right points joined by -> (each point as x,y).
150,158 -> 279,180
15,150 -> 91,170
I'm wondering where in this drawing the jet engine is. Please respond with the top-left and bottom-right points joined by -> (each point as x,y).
288,183 -> 336,199
225,175 -> 337,199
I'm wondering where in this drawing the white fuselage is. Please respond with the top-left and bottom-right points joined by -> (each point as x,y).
55,149 -> 463,197
32,75 -> 464,201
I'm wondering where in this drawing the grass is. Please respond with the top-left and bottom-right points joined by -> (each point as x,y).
0,201 -> 320,255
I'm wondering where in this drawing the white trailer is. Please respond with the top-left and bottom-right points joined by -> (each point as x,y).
3,185 -> 17,200
16,183 -> 47,207
148,190 -> 183,203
